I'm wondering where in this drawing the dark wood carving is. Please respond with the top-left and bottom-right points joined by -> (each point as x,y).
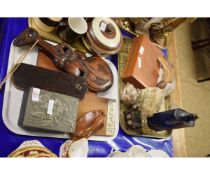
13,63 -> 87,100
13,28 -> 113,92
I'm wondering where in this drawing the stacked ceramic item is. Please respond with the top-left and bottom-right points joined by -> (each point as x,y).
83,18 -> 123,56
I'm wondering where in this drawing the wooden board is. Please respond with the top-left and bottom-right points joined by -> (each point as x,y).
167,32 -> 187,157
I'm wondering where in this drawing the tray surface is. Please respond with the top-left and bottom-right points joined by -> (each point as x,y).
2,42 -> 119,141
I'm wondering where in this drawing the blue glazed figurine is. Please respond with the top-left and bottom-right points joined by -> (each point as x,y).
147,108 -> 198,131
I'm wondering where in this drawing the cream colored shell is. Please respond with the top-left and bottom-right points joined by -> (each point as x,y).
59,138 -> 89,158
148,150 -> 169,157
109,145 -> 169,158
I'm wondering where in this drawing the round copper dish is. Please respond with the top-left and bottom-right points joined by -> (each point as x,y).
83,18 -> 123,56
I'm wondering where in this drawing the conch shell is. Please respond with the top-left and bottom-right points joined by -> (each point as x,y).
109,145 -> 149,158
59,138 -> 88,158
126,145 -> 149,157
109,151 -> 127,157
147,150 -> 169,157
108,145 -> 169,158
121,83 -> 139,105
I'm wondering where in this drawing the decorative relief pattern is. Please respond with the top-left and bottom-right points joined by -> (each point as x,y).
23,88 -> 79,133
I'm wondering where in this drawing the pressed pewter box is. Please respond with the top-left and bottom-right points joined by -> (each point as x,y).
18,87 -> 79,133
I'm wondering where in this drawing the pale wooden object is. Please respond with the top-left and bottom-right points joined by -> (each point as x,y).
167,32 -> 187,157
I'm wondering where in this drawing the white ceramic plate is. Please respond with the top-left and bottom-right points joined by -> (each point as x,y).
2,42 -> 119,141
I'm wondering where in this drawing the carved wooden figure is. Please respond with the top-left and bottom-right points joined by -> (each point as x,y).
13,28 -> 113,92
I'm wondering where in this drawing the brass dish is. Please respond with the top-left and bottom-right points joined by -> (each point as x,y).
115,18 -> 142,37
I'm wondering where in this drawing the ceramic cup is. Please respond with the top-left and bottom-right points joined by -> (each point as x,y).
57,17 -> 88,43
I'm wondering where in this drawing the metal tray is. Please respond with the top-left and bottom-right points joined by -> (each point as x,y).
118,37 -> 172,139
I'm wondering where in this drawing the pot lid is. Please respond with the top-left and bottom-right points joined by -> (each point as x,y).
90,18 -> 122,50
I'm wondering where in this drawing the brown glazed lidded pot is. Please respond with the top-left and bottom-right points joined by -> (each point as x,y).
83,18 -> 123,56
